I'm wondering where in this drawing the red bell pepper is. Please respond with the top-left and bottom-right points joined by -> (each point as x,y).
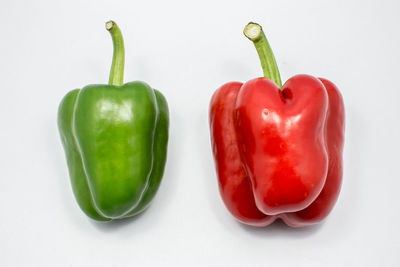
209,22 -> 345,227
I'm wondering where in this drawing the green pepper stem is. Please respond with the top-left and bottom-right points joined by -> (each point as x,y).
243,22 -> 282,88
106,21 -> 125,86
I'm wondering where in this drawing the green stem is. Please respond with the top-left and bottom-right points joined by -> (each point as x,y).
243,22 -> 282,88
106,21 -> 125,86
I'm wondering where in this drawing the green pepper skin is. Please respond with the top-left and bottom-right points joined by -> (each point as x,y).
58,82 -> 169,221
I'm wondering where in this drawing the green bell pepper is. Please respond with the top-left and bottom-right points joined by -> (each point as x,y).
58,21 -> 169,221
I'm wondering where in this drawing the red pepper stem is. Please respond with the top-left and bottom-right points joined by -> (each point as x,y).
106,21 -> 125,86
244,22 -> 282,88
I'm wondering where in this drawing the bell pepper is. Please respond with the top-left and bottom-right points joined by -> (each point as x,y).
58,21 -> 169,221
209,22 -> 344,227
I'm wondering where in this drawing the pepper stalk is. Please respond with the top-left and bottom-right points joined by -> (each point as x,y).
244,22 -> 282,88
106,20 -> 125,86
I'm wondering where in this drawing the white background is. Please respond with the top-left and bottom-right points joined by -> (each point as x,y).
1,0 -> 399,266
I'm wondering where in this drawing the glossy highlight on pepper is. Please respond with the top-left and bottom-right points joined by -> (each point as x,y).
58,21 -> 169,221
209,22 -> 344,227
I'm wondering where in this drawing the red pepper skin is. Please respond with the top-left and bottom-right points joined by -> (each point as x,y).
209,75 -> 344,227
